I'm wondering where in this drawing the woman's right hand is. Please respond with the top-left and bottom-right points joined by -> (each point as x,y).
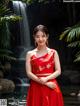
37,77 -> 46,85
38,77 -> 48,84
45,82 -> 57,89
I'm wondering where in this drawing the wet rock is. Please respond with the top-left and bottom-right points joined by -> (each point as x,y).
0,78 -> 15,93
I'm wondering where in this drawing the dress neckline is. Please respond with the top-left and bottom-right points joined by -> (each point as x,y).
31,48 -> 54,59
34,52 -> 48,59
33,47 -> 49,58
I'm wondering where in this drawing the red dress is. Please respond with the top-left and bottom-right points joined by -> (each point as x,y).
27,49 -> 64,106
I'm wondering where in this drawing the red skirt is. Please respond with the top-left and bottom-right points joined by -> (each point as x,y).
26,78 -> 64,106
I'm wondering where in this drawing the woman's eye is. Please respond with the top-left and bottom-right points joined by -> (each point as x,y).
35,34 -> 46,38
35,35 -> 39,38
36,36 -> 41,38
42,35 -> 46,37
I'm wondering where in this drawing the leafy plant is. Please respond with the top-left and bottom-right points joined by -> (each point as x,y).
0,0 -> 21,93
11,0 -> 53,4
60,23 -> 80,62
0,3 -> 21,71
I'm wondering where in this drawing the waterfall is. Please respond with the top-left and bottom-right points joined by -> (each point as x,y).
12,1 -> 32,59
13,1 -> 31,48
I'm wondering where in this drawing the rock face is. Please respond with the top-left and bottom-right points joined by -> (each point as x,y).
0,78 -> 15,93
0,63 -> 15,93
0,71 -> 4,78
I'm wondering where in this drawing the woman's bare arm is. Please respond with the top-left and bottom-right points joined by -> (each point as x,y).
26,51 -> 44,84
46,50 -> 61,80
40,50 -> 61,83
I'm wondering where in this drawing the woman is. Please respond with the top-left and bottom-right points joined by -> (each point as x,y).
26,25 -> 64,106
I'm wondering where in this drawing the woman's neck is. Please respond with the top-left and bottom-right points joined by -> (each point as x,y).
35,46 -> 48,57
37,45 -> 47,51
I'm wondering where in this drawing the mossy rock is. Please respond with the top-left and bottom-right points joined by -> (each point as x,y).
0,78 -> 15,93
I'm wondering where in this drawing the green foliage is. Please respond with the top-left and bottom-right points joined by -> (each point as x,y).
75,51 -> 80,62
60,23 -> 80,62
11,0 -> 52,4
0,49 -> 16,61
0,4 -> 21,62
0,5 -> 10,16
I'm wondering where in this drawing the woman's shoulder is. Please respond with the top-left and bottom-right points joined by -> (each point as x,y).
48,48 -> 57,53
26,49 -> 36,57
48,48 -> 59,57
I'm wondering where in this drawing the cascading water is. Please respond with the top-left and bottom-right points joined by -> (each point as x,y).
13,1 -> 30,48
13,1 -> 31,59
12,2 -> 30,99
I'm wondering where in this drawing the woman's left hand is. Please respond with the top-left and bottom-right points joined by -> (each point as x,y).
39,77 -> 48,84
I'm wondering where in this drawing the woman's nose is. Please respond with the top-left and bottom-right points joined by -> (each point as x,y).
39,37 -> 43,40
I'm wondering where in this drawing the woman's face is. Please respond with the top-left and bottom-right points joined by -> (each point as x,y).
34,31 -> 48,47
